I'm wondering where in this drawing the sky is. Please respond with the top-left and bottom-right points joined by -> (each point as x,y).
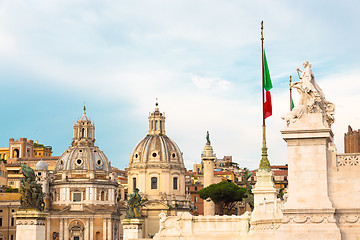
1,0 -> 360,171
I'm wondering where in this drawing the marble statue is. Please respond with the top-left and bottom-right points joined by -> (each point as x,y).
125,188 -> 143,218
282,60 -> 335,126
19,164 -> 45,211
157,211 -> 182,236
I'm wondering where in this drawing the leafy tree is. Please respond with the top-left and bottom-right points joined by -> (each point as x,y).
241,168 -> 254,210
199,180 -> 247,215
277,187 -> 286,200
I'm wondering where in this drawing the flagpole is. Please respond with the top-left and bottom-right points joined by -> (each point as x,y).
289,76 -> 292,111
261,21 -> 265,127
259,21 -> 270,170
261,21 -> 266,148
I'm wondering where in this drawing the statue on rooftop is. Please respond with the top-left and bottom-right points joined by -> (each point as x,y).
19,164 -> 45,211
206,131 -> 211,145
282,60 -> 335,127
125,188 -> 143,218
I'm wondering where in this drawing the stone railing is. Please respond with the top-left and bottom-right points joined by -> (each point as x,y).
336,153 -> 360,167
153,211 -> 250,240
250,199 -> 284,231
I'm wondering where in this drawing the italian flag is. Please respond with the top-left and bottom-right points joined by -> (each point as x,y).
263,50 -> 272,119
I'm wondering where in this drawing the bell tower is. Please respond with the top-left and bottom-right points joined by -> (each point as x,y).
72,106 -> 95,147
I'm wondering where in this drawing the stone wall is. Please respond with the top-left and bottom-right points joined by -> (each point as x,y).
153,212 -> 250,240
328,152 -> 360,240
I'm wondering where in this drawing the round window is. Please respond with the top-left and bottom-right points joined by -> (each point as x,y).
76,159 -> 83,165
172,153 -> 176,158
97,159 -> 102,166
37,172 -> 42,176
135,153 -> 138,158
60,160 -> 63,165
152,152 -> 157,157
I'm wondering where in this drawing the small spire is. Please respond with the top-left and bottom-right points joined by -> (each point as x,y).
259,126 -> 271,170
83,102 -> 86,114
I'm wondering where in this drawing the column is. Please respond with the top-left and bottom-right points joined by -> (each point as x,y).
90,218 -> 94,240
103,218 -> 107,240
201,139 -> 216,216
84,219 -> 89,240
64,218 -> 69,240
47,217 -> 51,240
107,218 -> 112,240
86,187 -> 90,203
59,218 -> 63,240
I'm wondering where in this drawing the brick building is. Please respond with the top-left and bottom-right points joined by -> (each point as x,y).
344,125 -> 360,153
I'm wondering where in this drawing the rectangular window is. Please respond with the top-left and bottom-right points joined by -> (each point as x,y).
0,217 -> 2,226
0,209 -> 3,212
173,177 -> 178,190
151,177 -> 157,189
194,196 -> 198,203
133,178 -> 136,190
11,217 -> 14,226
73,192 -> 82,202
194,187 -> 197,191
185,187 -> 189,192
10,235 -> 14,240
194,206 -> 198,210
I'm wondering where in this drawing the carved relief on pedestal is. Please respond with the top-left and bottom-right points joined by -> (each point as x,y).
281,212 -> 336,224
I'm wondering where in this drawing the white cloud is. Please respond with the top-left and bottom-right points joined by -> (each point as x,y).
191,74 -> 231,90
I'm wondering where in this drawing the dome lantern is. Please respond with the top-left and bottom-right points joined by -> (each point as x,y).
148,102 -> 166,135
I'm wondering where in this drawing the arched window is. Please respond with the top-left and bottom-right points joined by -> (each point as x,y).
155,120 -> 158,131
173,177 -> 178,190
101,191 -> 105,201
82,128 -> 85,138
159,120 -> 162,132
151,177 -> 157,189
13,149 -> 19,158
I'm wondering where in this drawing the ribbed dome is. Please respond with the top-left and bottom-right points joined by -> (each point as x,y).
130,135 -> 183,165
35,160 -> 48,171
55,146 -> 111,172
55,109 -> 111,173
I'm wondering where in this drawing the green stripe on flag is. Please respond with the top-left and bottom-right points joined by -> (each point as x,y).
263,51 -> 272,91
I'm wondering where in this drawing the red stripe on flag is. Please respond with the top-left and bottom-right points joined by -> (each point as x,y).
264,91 -> 272,119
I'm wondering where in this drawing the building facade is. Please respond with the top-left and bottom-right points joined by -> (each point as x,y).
127,104 -> 190,236
44,109 -> 121,240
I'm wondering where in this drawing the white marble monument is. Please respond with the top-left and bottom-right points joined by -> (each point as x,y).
278,61 -> 340,240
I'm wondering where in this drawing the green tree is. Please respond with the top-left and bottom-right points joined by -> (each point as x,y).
241,168 -> 254,210
198,180 -> 247,215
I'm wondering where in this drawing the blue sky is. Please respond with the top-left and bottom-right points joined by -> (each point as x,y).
1,1 -> 360,170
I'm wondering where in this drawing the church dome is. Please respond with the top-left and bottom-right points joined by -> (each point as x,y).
35,160 -> 48,171
54,108 -> 112,173
129,104 -> 184,166
130,134 -> 183,165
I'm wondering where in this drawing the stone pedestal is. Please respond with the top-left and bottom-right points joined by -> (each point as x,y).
14,209 -> 48,240
277,114 -> 341,240
122,218 -> 144,240
249,169 -> 282,240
